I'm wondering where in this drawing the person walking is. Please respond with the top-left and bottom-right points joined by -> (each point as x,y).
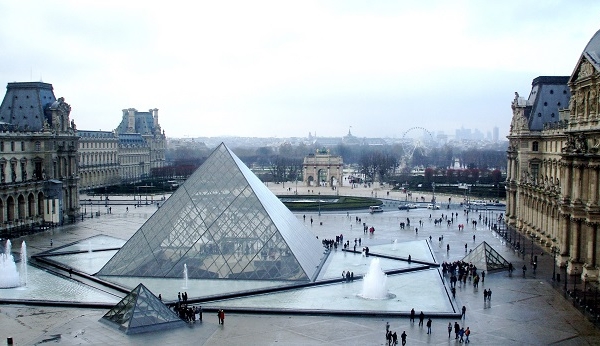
401,331 -> 407,346
418,311 -> 424,327
461,305 -> 466,318
481,270 -> 485,283
465,327 -> 471,343
459,327 -> 465,343
454,322 -> 460,339
487,289 -> 492,301
447,322 -> 452,338
410,308 -> 415,323
426,318 -> 432,334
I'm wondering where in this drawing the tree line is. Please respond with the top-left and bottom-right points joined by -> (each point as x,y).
154,141 -> 508,185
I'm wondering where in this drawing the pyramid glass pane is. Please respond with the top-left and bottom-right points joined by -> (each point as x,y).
98,144 -> 326,282
461,241 -> 509,271
101,284 -> 184,334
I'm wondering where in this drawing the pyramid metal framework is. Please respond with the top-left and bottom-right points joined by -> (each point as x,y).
98,143 -> 325,282
100,283 -> 185,334
461,241 -> 510,272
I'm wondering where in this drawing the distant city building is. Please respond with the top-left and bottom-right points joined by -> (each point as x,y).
309,129 -> 386,147
506,30 -> 600,282
0,82 -> 79,232
493,126 -> 499,143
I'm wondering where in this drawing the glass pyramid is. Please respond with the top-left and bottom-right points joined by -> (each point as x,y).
461,241 -> 510,272
100,283 -> 185,334
98,143 -> 326,282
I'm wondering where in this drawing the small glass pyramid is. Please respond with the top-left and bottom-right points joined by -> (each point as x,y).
98,143 -> 325,282
100,283 -> 185,334
461,241 -> 510,271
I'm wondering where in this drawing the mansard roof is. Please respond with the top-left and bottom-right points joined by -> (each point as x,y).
78,130 -> 117,139
118,133 -> 146,146
526,76 -> 570,131
116,109 -> 158,136
0,82 -> 57,132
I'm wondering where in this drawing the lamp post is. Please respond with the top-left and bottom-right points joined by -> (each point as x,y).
552,246 -> 557,281
584,274 -> 589,305
564,264 -> 568,292
573,267 -> 578,298
530,234 -> 534,263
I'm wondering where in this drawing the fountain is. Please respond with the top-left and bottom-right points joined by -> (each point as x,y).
20,241 -> 27,286
360,258 -> 388,299
182,263 -> 188,289
0,240 -> 26,289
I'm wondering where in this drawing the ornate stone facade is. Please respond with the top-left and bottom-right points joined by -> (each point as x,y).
507,30 -> 600,282
302,149 -> 343,187
116,108 -> 166,183
78,131 -> 119,190
0,82 -> 79,233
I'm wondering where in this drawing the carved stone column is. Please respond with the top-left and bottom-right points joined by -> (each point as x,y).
573,163 -> 583,203
583,222 -> 599,281
571,217 -> 582,262
560,213 -> 570,257
589,163 -> 600,207
561,161 -> 572,203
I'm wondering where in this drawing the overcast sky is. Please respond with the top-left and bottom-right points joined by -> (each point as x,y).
1,1 -> 599,139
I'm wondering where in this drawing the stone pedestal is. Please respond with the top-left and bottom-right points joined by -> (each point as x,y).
582,265 -> 599,282
567,261 -> 582,275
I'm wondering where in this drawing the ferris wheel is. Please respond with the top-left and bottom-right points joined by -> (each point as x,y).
400,127 -> 435,168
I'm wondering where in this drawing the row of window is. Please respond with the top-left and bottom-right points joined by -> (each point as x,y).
80,141 -> 117,149
531,140 -> 564,153
0,141 -> 29,152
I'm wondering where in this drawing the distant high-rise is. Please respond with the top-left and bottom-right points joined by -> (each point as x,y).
493,126 -> 499,142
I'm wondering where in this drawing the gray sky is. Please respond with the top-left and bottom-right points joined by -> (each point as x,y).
1,1 -> 599,139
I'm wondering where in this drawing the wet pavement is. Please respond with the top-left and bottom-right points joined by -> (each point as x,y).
1,184 -> 600,345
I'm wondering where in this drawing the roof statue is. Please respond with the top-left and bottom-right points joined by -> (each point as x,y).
100,283 -> 185,334
461,241 -> 510,272
98,143 -> 325,282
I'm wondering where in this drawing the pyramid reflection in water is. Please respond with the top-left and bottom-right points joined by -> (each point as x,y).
98,143 -> 326,282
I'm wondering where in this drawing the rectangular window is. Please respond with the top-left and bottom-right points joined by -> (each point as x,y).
531,163 -> 539,184
20,141 -> 24,151
10,142 -> 14,151
0,142 -> 3,152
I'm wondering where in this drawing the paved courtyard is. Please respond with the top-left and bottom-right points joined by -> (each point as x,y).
1,184 -> 600,345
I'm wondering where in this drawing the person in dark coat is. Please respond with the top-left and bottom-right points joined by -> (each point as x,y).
418,311 -> 425,326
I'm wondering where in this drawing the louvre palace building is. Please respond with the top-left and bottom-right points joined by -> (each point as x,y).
507,29 -> 600,282
0,82 -> 79,231
0,81 -> 168,235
